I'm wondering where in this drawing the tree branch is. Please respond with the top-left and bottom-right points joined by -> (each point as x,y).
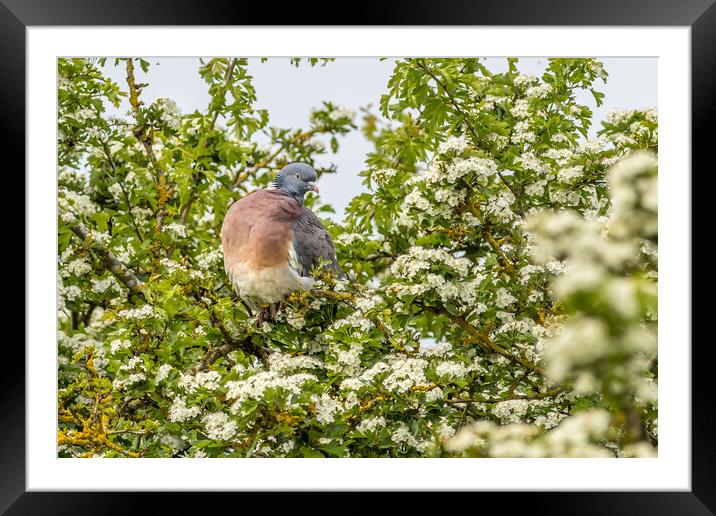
189,292 -> 270,372
125,58 -> 169,238
67,219 -> 144,294
420,302 -> 543,375
445,386 -> 563,405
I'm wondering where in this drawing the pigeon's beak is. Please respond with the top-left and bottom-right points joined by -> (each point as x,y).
308,182 -> 319,193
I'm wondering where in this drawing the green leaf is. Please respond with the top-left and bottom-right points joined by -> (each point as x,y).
299,446 -> 324,458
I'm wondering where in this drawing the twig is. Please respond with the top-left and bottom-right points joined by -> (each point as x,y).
106,429 -> 149,436
99,139 -> 144,242
210,58 -> 238,128
445,386 -> 564,405
192,333 -> 268,373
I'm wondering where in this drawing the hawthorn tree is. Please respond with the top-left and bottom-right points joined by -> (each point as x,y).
57,57 -> 657,458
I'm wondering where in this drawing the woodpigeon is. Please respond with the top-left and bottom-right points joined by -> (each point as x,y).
220,163 -> 343,324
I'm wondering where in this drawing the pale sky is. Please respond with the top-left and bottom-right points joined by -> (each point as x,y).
101,57 -> 657,220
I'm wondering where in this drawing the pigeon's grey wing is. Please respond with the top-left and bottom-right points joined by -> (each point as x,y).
290,207 -> 344,278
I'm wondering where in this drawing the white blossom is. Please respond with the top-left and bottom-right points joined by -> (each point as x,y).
357,416 -> 386,434
435,361 -> 468,379
202,412 -> 237,440
169,397 -> 201,422
178,370 -> 222,393
156,363 -> 173,383
109,339 -> 131,353
495,288 -> 517,308
437,136 -> 468,155
165,223 -> 187,238
154,97 -> 182,130
117,304 -> 156,320
327,105 -> 355,122
311,393 -> 343,424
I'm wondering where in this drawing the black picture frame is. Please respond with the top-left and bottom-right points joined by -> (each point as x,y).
4,1 -> 709,513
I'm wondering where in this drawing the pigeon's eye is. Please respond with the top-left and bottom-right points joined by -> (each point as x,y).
296,173 -> 300,179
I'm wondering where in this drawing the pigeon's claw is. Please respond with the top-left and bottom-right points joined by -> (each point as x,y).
269,301 -> 284,320
256,308 -> 267,328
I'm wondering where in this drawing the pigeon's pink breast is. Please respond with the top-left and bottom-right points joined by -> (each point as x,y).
220,189 -> 307,302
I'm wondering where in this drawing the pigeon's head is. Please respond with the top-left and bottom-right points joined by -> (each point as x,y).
273,162 -> 319,202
